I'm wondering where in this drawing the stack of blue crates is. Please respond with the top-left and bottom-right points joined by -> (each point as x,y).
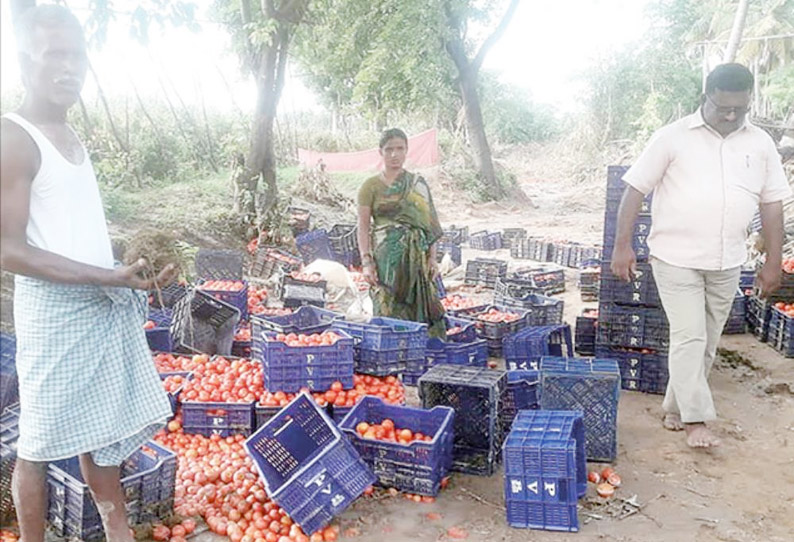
597,165 -> 669,394
333,317 -> 428,376
722,288 -> 747,335
539,357 -> 621,462
503,325 -> 573,371
503,410 -> 587,532
418,365 -> 507,476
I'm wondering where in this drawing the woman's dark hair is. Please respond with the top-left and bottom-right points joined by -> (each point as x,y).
705,63 -> 754,94
379,128 -> 408,149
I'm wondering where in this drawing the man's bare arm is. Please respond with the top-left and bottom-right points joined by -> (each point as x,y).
0,119 -> 171,289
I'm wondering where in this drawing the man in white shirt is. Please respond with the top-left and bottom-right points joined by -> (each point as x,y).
610,63 -> 790,449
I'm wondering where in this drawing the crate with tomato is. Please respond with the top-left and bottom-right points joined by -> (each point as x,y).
768,302 -> 794,357
257,329 -> 354,393
418,365 -> 508,476
504,409 -> 587,532
197,279 -> 249,321
333,317 -> 428,377
252,305 -> 341,339
159,372 -> 192,414
47,441 -> 176,541
746,294 -> 773,342
280,271 -> 327,309
454,304 -> 532,356
339,397 -> 455,496
493,291 -> 564,326
179,356 -> 262,436
440,294 -> 488,315
244,393 -> 376,537
255,374 -> 406,428
594,345 -> 668,394
144,308 -> 173,353
249,246 -> 302,280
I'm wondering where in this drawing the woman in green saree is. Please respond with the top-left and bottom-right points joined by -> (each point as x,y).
357,128 -> 447,338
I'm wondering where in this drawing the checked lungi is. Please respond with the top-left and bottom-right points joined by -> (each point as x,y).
13,276 -> 172,466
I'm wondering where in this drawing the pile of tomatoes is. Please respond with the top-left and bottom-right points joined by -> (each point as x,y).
154,353 -> 210,373
354,419 -> 433,444
476,308 -> 520,323
441,295 -> 481,311
199,280 -> 246,292
152,430 -> 341,542
247,286 -> 269,313
267,250 -> 301,266
0,530 -> 19,542
259,375 -> 404,409
162,374 -> 190,394
180,357 -> 264,403
268,332 -> 342,348
235,325 -> 252,342
251,306 -> 292,317
588,466 -> 622,498
289,271 -> 323,283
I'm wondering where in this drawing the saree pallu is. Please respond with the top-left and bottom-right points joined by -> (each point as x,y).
14,276 -> 171,466
369,172 -> 446,338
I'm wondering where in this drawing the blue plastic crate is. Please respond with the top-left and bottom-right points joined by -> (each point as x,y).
158,371 -> 192,414
504,410 -> 587,532
328,224 -> 361,268
445,315 -> 478,343
245,393 -> 376,536
198,279 -> 250,321
464,258 -> 508,288
596,303 -> 669,350
333,317 -> 428,376
146,308 -> 173,353
539,357 -> 621,462
501,370 -> 540,435
47,441 -> 176,537
574,314 -> 597,355
723,289 -> 747,335
181,400 -> 255,437
503,325 -> 573,371
0,333 -> 18,414
454,304 -> 532,341
598,262 -> 660,307
195,248 -> 245,281
508,267 -> 566,295
338,397 -> 455,496
418,365 -> 507,476
171,289 -> 240,356
492,293 -> 565,326
258,329 -> 354,392
426,337 -> 488,368
295,229 -> 334,264
469,230 -> 503,251
252,306 -> 343,339
768,306 -> 794,357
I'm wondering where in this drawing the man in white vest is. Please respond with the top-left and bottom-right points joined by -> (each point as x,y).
0,6 -> 176,542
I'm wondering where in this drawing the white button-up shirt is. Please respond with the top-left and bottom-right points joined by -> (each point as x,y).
623,110 -> 791,271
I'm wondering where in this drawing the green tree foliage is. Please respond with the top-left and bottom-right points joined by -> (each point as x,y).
479,74 -> 559,144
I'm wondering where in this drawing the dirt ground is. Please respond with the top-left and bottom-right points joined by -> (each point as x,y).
5,166 -> 794,542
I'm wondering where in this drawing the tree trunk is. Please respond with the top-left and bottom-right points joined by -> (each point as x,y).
457,66 -> 502,198
724,0 -> 749,63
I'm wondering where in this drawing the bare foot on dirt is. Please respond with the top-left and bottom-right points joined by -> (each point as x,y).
684,423 -> 721,448
663,412 -> 684,431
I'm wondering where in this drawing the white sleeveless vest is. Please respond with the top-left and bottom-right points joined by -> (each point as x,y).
4,113 -> 114,270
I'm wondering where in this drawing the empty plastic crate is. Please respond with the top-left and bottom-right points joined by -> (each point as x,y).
333,317 -> 428,376
287,206 -> 311,235
593,345 -> 668,393
596,303 -> 669,350
245,393 -> 376,536
540,357 -> 621,462
503,325 -> 573,371
171,289 -> 240,356
464,258 -> 508,288
504,410 -> 586,532
195,248 -> 245,280
469,230 -> 503,251
436,242 -> 462,267
418,365 -> 507,476
338,397 -> 455,496
257,329 -> 355,392
250,247 -> 303,280
47,441 -> 176,540
148,282 -> 191,309
295,229 -> 334,264
328,224 -> 361,268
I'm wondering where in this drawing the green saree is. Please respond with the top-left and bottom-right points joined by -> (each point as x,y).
359,171 -> 446,338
